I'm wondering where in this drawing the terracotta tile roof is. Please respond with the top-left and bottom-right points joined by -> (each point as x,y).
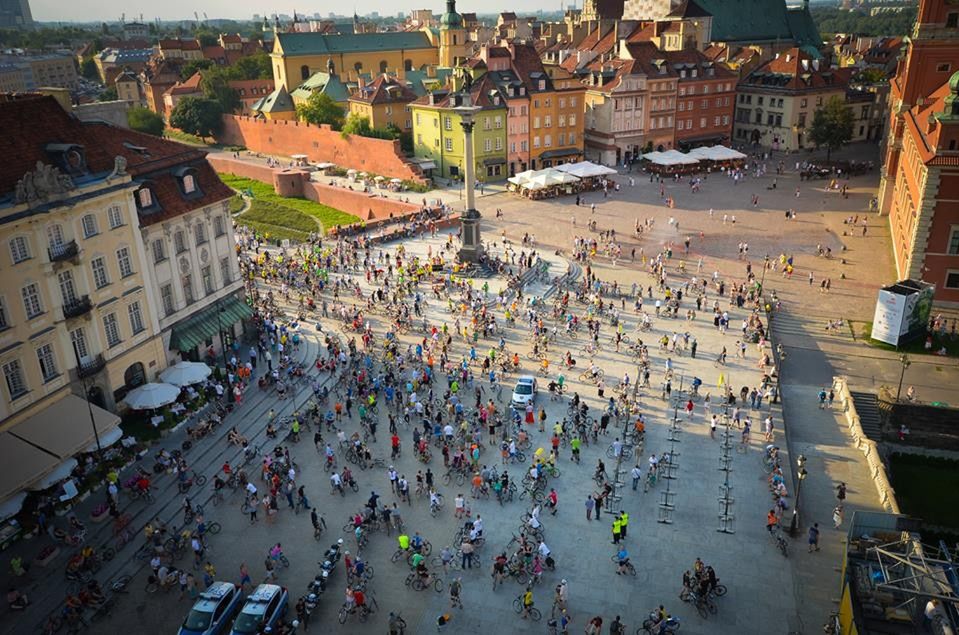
626,23 -> 657,43
703,44 -> 728,61
0,94 -> 232,223
202,45 -> 227,61
350,75 -> 418,105
159,38 -> 201,51
489,47 -> 511,58
742,47 -> 852,91
229,79 -> 275,94
164,72 -> 203,97
411,73 -> 506,110
221,34 -> 243,44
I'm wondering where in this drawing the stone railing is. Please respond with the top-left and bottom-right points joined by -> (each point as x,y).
833,376 -> 900,514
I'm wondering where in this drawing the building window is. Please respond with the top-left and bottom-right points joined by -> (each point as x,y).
544,116 -> 551,128
108,205 -> 124,229
679,102 -> 685,112
494,116 -> 502,129
937,63 -> 952,73
946,271 -> 959,289
58,271 -> 77,305
484,117 -> 491,131
91,256 -> 109,288
214,215 -> 226,237
160,283 -> 175,316
700,117 -> 707,128
3,359 -> 27,399
202,265 -> 214,294
117,247 -> 134,278
153,239 -> 167,263
182,275 -> 194,305
949,227 -> 959,255
220,257 -> 232,285
82,214 -> 99,238
194,223 -> 207,246
70,327 -> 88,360
569,114 -> 576,127
47,224 -> 65,251
36,343 -> 58,382
174,231 -> 187,254
798,113 -> 807,128
183,174 -> 196,194
445,138 -> 453,152
9,236 -> 30,264
21,283 -> 42,319
495,137 -> 503,151
128,301 -> 145,334
103,313 -> 121,347
544,135 -> 552,147
533,116 -> 540,129
484,138 -> 492,152
444,116 -> 452,130
533,136 -> 540,149
569,132 -> 575,145
0,297 -> 8,330
947,12 -> 958,28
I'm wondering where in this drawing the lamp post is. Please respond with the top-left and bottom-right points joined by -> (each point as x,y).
71,344 -> 102,456
895,353 -> 911,402
214,297 -> 235,403
789,454 -> 808,536
760,254 -> 769,292
453,102 -> 484,263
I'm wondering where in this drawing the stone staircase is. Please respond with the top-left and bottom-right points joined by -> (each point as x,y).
850,390 -> 883,441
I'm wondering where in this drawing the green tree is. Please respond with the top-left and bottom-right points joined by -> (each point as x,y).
195,30 -> 218,47
807,96 -> 854,162
170,96 -> 223,139
127,107 -> 166,136
180,58 -> 214,81
296,92 -> 345,129
854,68 -> 888,85
342,113 -> 373,136
230,51 -> 273,80
97,86 -> 118,102
80,58 -> 100,81
200,66 -> 240,114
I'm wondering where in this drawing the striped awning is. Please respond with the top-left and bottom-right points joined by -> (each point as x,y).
168,295 -> 253,352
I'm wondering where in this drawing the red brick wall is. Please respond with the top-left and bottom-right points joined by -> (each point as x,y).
207,156 -> 419,221
218,115 -> 421,181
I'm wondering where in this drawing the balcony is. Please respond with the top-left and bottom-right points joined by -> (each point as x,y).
62,295 -> 92,319
48,240 -> 79,263
77,354 -> 106,379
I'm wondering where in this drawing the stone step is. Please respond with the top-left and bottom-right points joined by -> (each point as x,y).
850,390 -> 883,441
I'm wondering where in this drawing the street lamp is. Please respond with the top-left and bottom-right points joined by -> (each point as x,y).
214,297 -> 235,403
760,254 -> 769,292
789,454 -> 808,536
895,353 -> 911,402
71,344 -> 102,456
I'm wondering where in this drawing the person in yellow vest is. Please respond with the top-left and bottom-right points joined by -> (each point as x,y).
612,517 -> 622,544
619,512 -> 629,539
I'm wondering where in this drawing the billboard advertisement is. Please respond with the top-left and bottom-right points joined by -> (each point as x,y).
871,289 -> 905,345
870,281 -> 935,346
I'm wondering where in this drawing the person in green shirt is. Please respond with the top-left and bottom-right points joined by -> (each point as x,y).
619,512 -> 629,539
398,534 -> 410,551
612,519 -> 622,544
570,437 -> 581,463
411,552 -> 425,569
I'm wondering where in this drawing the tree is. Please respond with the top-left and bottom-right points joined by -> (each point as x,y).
127,107 -> 165,136
199,66 -> 240,114
296,92 -> 345,130
342,113 -> 373,136
230,51 -> 272,80
854,68 -> 888,85
97,86 -> 118,102
807,96 -> 854,162
80,58 -> 100,81
180,59 -> 214,81
170,96 -> 223,139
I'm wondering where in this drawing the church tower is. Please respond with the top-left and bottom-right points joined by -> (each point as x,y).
439,0 -> 467,68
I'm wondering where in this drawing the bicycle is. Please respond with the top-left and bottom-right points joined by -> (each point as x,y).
405,571 -> 444,592
512,596 -> 542,621
610,554 -> 636,576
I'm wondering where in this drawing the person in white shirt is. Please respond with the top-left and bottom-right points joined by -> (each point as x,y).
630,465 -> 643,491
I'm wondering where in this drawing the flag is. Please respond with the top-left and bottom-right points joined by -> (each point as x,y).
717,373 -> 725,388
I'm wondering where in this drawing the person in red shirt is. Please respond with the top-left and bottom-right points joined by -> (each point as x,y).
546,488 -> 558,515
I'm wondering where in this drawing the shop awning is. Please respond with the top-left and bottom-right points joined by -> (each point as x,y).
168,295 -> 253,352
418,161 -> 437,170
11,394 -> 120,460
0,434 -> 59,504
538,148 -> 582,159
482,157 -> 507,166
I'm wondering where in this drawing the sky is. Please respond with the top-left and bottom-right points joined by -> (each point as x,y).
31,0 -> 568,23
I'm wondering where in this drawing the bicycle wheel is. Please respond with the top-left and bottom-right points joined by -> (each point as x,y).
529,607 -> 542,621
411,578 -> 425,591
713,584 -> 727,597
101,546 -> 116,561
280,555 -> 290,567
695,602 -> 709,619
512,597 -> 523,613
706,598 -> 718,614
432,578 -> 444,593
443,473 -> 453,486
207,522 -> 222,535
391,550 -> 403,563
338,606 -> 349,624
145,580 -> 159,593
627,563 -> 637,577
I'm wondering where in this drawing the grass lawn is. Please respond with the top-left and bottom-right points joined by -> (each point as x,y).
888,453 -> 959,528
219,173 -> 360,232
229,194 -> 246,214
238,199 -> 316,242
851,321 -> 959,357
163,129 -> 212,146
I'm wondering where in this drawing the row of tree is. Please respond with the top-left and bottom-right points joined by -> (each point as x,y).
812,6 -> 918,38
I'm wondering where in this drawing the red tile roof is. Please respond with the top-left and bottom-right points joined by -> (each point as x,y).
0,94 -> 232,224
350,75 -> 418,105
221,34 -> 243,44
164,72 -> 203,97
743,47 -> 852,91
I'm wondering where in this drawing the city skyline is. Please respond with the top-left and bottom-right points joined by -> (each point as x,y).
28,0 -> 578,23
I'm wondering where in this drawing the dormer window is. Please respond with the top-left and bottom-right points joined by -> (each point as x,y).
538,79 -> 546,90
183,174 -> 197,194
137,188 -> 153,207
174,167 -> 203,198
45,143 -> 88,176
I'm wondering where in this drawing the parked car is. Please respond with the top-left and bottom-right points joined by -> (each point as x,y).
511,376 -> 537,410
229,584 -> 289,634
178,581 -> 243,635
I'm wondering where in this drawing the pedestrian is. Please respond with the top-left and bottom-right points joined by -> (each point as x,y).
239,562 -> 252,593
585,495 -> 594,521
449,577 -> 463,609
264,555 -> 276,581
619,511 -> 629,539
833,505 -> 844,529
202,562 -> 216,588
808,523 -> 821,552
836,482 -> 846,503
630,464 -> 642,491
612,517 -> 622,544
460,539 -> 475,569
248,495 -> 258,524
828,389 -> 835,408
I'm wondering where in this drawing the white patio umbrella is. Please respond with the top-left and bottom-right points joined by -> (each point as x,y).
123,382 -> 180,410
159,361 -> 212,387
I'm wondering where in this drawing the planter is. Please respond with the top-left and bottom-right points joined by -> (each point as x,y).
35,545 -> 59,567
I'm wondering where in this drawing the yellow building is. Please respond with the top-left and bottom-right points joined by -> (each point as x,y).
437,0 -> 469,68
349,75 -> 418,131
0,94 -> 244,506
271,31 -> 438,92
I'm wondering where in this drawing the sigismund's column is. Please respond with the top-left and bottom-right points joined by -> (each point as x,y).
455,104 -> 484,263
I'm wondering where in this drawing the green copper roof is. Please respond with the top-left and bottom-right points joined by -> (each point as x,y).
255,85 -> 295,113
290,71 -> 356,104
275,31 -> 434,56
693,0 -> 820,46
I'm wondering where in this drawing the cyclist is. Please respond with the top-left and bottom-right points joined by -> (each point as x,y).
493,553 -> 508,587
411,531 -> 425,554
615,547 -> 630,575
570,436 -> 581,462
648,606 -> 669,635
520,585 -> 535,619
397,532 -> 411,554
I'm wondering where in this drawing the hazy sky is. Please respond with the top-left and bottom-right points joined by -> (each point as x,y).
32,0 -> 569,22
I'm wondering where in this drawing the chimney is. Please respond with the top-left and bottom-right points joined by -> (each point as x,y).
427,65 -> 436,78
785,53 -> 791,62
